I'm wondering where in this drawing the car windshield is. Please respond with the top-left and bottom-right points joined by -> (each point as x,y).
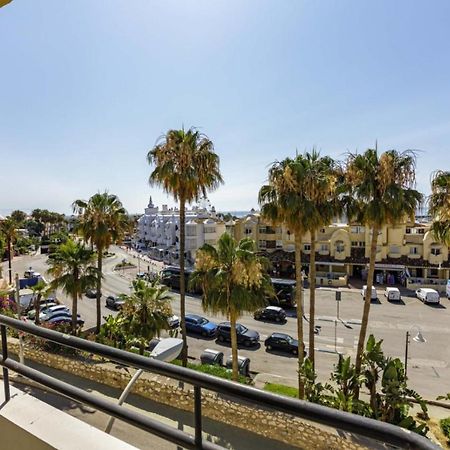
237,324 -> 248,333
200,318 -> 208,325
286,336 -> 294,344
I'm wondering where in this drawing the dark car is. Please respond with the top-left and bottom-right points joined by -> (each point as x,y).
160,266 -> 202,294
106,295 -> 125,310
264,333 -> 305,356
185,314 -> 218,337
46,313 -> 85,326
254,306 -> 286,322
217,322 -> 259,347
85,288 -> 101,299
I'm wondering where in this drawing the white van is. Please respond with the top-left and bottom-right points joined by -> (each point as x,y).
415,288 -> 440,304
385,287 -> 401,301
446,280 -> 450,299
362,285 -> 377,301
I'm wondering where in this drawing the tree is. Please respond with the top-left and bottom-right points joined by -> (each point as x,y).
30,280 -> 50,326
429,170 -> 450,246
73,192 -> 130,333
10,210 -> 27,226
345,148 -> 422,390
148,127 -> 223,366
0,218 -> 17,284
259,154 -> 318,398
48,239 -> 98,335
120,279 -> 174,355
190,233 -> 272,381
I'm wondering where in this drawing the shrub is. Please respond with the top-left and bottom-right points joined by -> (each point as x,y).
440,417 -> 450,441
264,382 -> 298,398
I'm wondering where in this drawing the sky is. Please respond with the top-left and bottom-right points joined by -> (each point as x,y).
0,0 -> 449,216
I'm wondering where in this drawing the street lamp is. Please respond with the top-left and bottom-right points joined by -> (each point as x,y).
404,327 -> 426,378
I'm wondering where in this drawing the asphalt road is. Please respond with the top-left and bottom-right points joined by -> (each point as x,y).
4,247 -> 450,400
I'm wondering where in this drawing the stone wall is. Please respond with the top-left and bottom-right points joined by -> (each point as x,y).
5,339 -> 368,450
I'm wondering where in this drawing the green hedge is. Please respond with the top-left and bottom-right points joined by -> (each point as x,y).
264,382 -> 299,398
440,417 -> 450,441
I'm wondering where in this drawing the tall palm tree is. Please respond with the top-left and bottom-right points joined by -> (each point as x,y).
30,279 -> 50,326
190,233 -> 272,381
301,151 -> 342,369
0,218 -> 17,284
73,192 -> 130,333
259,154 -> 320,397
48,239 -> 98,335
120,279 -> 174,355
148,127 -> 223,366
429,170 -> 450,246
346,148 -> 422,386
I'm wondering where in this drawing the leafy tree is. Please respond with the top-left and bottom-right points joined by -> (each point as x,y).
120,279 -> 173,355
345,149 -> 422,390
48,239 -> 98,335
0,218 -> 17,284
190,233 -> 272,381
73,192 -> 130,333
429,170 -> 450,246
148,127 -> 223,366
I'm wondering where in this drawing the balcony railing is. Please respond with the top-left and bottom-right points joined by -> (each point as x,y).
0,315 -> 438,450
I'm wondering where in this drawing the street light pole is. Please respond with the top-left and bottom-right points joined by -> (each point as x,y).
404,330 -> 410,377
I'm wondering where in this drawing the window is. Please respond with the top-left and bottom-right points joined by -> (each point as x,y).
320,244 -> 329,252
259,227 -> 267,234
351,241 -> 358,247
405,228 -> 411,234
304,244 -> 311,251
259,240 -> 267,248
351,226 -> 365,234
276,240 -> 283,249
389,245 -> 400,254
410,247 -> 418,255
431,247 -> 441,256
204,226 -> 216,234
335,241 -> 345,253
418,228 -> 425,234
359,241 -> 365,247
245,228 -> 252,235
320,228 -> 326,234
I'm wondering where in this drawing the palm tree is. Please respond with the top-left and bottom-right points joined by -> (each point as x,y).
0,218 -> 17,284
191,233 -> 272,381
30,279 -> 50,325
429,170 -> 450,246
148,127 -> 223,366
73,192 -> 130,333
345,148 -> 422,385
301,151 -> 342,369
120,279 -> 174,355
48,239 -> 98,335
259,154 -> 317,397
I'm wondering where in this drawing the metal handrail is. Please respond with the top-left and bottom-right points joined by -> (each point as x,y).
0,315 -> 439,450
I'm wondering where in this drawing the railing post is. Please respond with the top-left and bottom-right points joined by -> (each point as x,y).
194,385 -> 202,448
1,324 -> 10,402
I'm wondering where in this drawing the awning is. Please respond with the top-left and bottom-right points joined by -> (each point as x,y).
368,264 -> 405,271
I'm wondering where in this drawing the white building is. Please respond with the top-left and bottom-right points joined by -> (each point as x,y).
136,197 -> 225,265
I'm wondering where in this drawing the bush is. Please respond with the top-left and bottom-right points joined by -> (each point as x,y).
27,322 -> 80,356
440,417 -> 450,441
264,382 -> 298,398
171,359 -> 251,384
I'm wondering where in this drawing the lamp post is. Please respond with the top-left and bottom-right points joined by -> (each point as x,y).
404,327 -> 426,378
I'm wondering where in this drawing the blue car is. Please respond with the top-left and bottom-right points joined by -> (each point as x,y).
185,314 -> 217,337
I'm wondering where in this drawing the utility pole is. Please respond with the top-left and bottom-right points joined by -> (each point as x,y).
404,331 -> 410,377
15,273 -> 24,366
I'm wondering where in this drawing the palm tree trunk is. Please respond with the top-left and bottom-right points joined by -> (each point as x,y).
309,229 -> 317,369
72,269 -> 79,336
229,311 -> 239,382
35,293 -> 42,326
294,233 -> 305,399
7,238 -> 12,285
96,247 -> 103,333
355,223 -> 379,392
179,197 -> 188,367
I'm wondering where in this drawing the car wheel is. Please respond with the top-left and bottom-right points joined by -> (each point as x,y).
218,334 -> 225,342
201,331 -> 207,337
244,340 -> 251,347
275,317 -> 281,323
292,348 -> 298,355
266,344 -> 272,351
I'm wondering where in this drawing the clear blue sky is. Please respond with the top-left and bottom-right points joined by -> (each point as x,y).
1,0 -> 449,215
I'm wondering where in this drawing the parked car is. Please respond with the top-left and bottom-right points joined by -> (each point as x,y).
40,305 -> 70,321
362,285 -> 378,301
24,269 -> 41,279
168,315 -> 180,329
269,278 -> 296,308
384,287 -> 401,301
446,279 -> 450,299
264,333 -> 305,356
185,314 -> 218,337
105,295 -> 125,310
85,288 -> 100,298
415,288 -> 440,304
27,302 -> 57,320
254,306 -> 286,322
46,313 -> 84,326
217,322 -> 259,347
160,266 -> 202,294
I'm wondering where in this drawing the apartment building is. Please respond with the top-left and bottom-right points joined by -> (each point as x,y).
136,197 -> 225,264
